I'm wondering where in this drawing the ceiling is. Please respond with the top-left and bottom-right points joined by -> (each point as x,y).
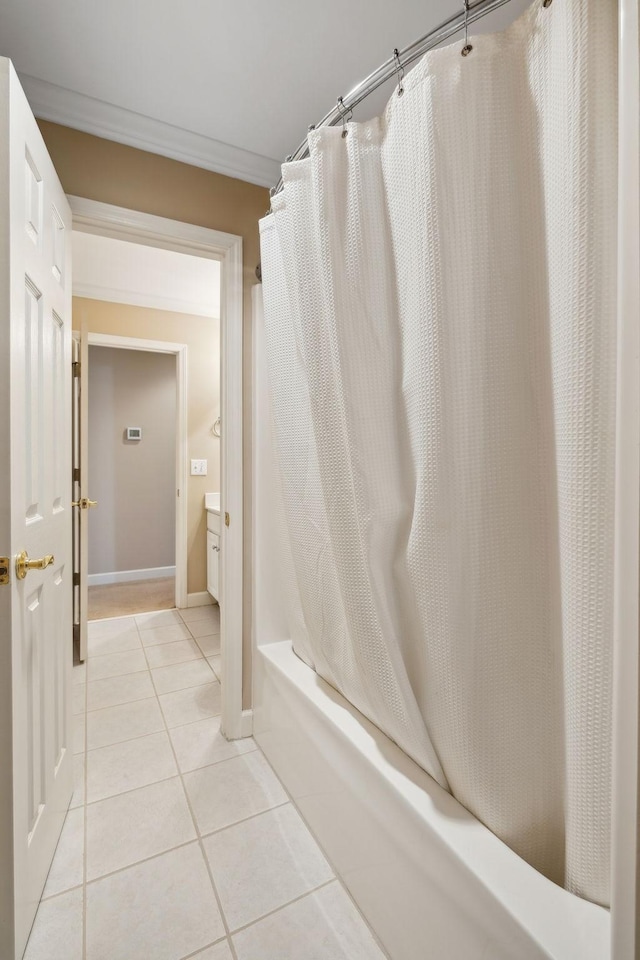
0,0 -> 531,188
73,232 -> 220,318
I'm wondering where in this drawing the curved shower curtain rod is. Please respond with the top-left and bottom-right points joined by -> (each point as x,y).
271,0 -> 518,197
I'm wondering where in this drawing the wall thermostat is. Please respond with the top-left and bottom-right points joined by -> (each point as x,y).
126,427 -> 142,441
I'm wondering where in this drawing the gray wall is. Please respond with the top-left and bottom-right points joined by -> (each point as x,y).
88,345 -> 176,575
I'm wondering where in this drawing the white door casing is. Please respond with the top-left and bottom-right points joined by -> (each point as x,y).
0,59 -> 73,959
68,197 -> 245,738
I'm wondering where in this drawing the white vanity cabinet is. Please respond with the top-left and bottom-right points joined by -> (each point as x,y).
207,529 -> 220,601
205,495 -> 221,603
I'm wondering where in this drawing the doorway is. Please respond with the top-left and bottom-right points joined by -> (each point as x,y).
86,343 -> 178,619
70,196 -> 246,741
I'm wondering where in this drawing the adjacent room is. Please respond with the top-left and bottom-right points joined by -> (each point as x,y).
70,230 -> 221,622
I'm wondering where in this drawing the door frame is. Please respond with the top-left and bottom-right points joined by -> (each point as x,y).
69,196 -> 245,740
84,333 -> 188,607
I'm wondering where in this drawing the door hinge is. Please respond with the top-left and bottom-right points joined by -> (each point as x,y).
72,361 -> 80,378
73,572 -> 80,587
225,512 -> 230,527
0,557 -> 9,585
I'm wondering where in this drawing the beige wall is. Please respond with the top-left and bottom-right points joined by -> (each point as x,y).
77,299 -> 220,594
88,346 -> 176,577
41,120 -> 268,705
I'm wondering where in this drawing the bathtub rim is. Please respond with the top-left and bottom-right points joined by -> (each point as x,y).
253,639 -> 610,960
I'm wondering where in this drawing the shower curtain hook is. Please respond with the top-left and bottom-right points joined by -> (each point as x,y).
393,49 -> 405,97
337,97 -> 352,139
461,0 -> 473,56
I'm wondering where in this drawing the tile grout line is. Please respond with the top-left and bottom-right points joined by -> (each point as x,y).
176,615 -> 238,960
89,608 -> 211,627
40,881 -> 83,904
229,876 -> 337,940
85,678 -> 154,713
54,795 -> 290,891
197,799 -> 290,842
42,789 -> 289,900
150,661 -> 350,949
31,613 -> 215,957
87,613 -> 218,634
140,625 -> 220,637
256,745 -> 393,960
85,838 -> 199,888
40,608 -> 382,960
86,657 -> 216,712
87,647 -> 144,662
138,616 -> 242,960
84,617 -> 146,958
175,876 -> 344,959
84,765 -> 212,807
149,656 -> 218,674
178,935 -> 232,960
88,661 -> 213,683
87,653 -> 215,688
84,700 -> 229,756
83,657 -> 224,801
171,613 -> 352,949
84,615 -> 155,958
153,667 -> 218,689
76,609 -> 350,960
84,670 -> 220,715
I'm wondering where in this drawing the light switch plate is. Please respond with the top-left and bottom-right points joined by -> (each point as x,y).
191,459 -> 208,476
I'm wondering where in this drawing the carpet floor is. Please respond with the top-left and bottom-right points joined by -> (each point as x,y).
88,577 -> 175,620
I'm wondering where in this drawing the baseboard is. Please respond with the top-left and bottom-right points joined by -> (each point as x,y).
88,566 -> 176,586
186,591 -> 215,608
241,709 -> 254,738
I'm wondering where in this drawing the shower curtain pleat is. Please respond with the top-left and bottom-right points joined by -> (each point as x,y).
259,0 -> 617,906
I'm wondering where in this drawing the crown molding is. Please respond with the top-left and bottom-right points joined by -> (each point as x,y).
19,73 -> 281,189
72,282 -> 219,320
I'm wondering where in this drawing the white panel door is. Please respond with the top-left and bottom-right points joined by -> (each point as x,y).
0,58 -> 73,960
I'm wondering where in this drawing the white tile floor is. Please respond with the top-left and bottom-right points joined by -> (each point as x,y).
24,605 -> 388,960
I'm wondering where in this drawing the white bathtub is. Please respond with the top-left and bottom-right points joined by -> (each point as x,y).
252,640 -> 610,960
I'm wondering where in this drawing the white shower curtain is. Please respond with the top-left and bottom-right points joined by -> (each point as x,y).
259,0 -> 617,906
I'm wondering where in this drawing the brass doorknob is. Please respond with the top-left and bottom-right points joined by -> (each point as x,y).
16,551 -> 55,580
72,498 -> 98,509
